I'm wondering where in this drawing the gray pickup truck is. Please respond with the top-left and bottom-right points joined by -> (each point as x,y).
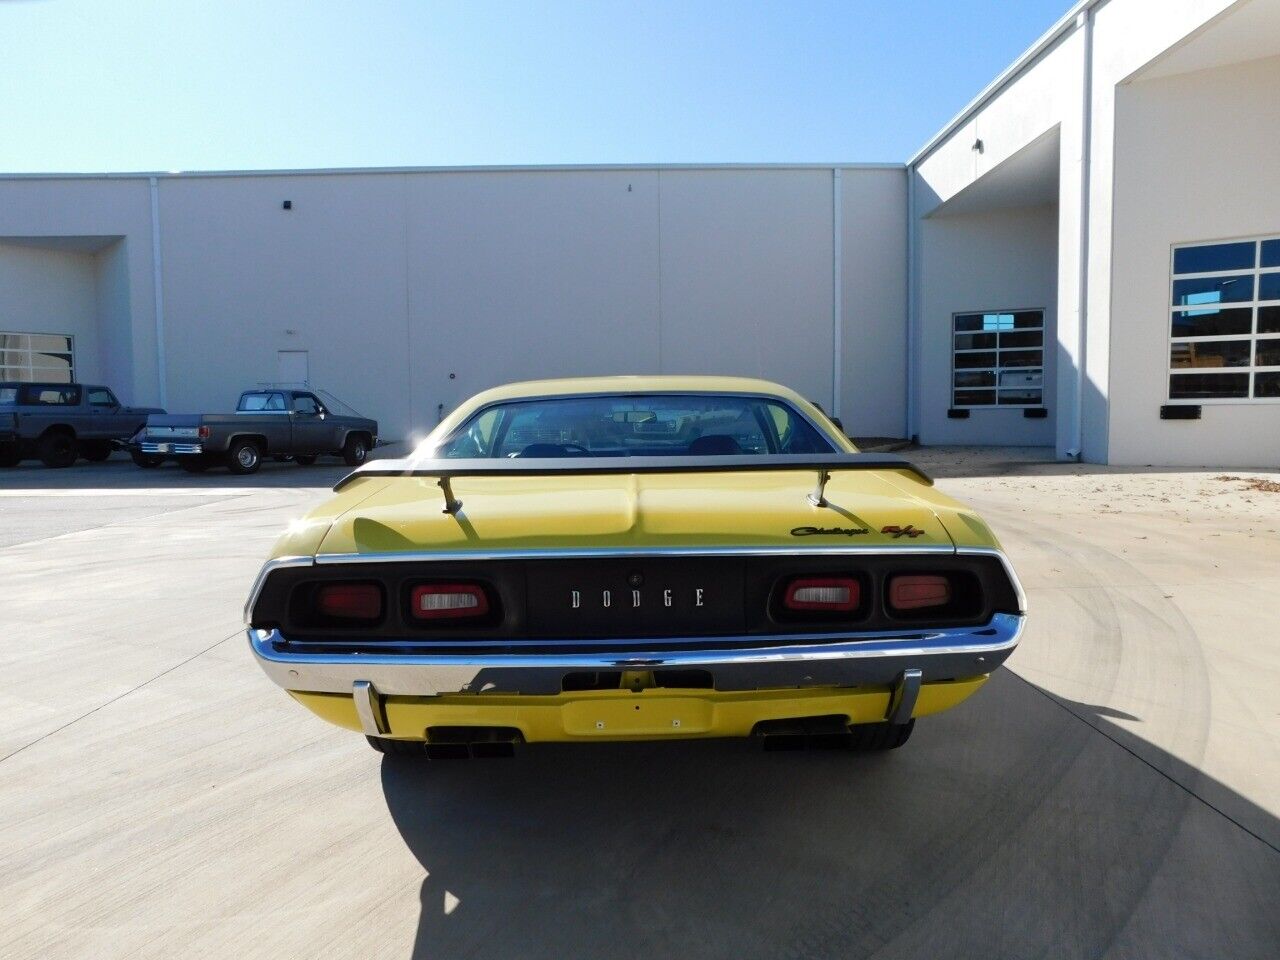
134,388 -> 378,474
0,382 -> 164,468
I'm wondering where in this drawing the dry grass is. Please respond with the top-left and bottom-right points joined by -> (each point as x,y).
1214,474 -> 1280,494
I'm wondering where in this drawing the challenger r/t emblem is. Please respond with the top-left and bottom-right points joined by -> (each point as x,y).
881,524 -> 926,538
572,588 -> 706,608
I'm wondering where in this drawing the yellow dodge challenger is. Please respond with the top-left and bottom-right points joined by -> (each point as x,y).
246,376 -> 1025,758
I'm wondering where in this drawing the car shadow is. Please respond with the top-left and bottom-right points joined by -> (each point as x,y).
380,671 -> 1280,959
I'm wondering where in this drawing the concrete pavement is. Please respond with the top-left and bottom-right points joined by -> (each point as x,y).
0,450 -> 1277,959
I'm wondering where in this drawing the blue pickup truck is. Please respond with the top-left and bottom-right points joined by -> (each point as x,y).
0,382 -> 164,468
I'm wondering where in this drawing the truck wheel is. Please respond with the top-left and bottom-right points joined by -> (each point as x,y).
81,441 -> 113,462
847,719 -> 914,751
130,450 -> 164,469
342,434 -> 369,466
37,431 -> 78,468
0,443 -> 20,467
367,736 -> 425,757
179,456 -> 211,473
295,455 -> 318,466
227,439 -> 262,475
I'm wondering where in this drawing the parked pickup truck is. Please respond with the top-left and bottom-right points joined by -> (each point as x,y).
133,388 -> 378,474
0,382 -> 164,468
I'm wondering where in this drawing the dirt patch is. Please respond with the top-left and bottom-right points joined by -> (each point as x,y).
1214,474 -> 1280,493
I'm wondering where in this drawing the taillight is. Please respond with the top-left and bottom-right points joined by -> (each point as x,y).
315,582 -> 383,621
782,576 -> 861,612
411,583 -> 491,621
887,574 -> 952,611
197,425 -> 210,439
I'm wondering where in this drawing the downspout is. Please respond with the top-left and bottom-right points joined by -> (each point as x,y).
905,165 -> 917,442
148,176 -> 168,409
1068,6 -> 1094,459
831,167 -> 843,420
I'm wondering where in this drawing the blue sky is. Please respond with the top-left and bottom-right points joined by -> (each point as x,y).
0,0 -> 1070,173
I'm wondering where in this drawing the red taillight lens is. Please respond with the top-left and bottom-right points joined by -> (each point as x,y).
315,582 -> 383,620
783,576 -> 861,612
197,425 -> 210,439
888,574 -> 952,611
411,583 -> 490,621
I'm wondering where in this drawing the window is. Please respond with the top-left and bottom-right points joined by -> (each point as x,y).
1170,236 -> 1280,401
237,392 -> 287,412
952,310 -> 1044,407
87,388 -> 117,407
0,332 -> 74,383
17,384 -> 80,405
293,394 -> 320,415
433,394 -> 836,458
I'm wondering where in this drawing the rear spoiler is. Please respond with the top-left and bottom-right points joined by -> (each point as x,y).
335,453 -> 931,511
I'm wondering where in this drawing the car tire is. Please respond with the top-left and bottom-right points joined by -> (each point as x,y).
37,431 -> 78,469
130,450 -> 164,468
847,719 -> 914,751
179,456 -> 211,473
81,441 -> 113,462
226,439 -> 262,475
295,455 -> 318,466
342,434 -> 369,467
366,736 -> 425,757
0,443 -> 19,468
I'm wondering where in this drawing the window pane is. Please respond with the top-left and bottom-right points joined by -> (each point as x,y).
1172,275 -> 1254,306
1255,372 -> 1280,397
1012,311 -> 1043,329
954,314 -> 984,332
954,389 -> 995,406
1169,373 -> 1249,398
954,371 -> 996,388
999,330 -> 1042,348
1262,240 -> 1280,268
29,367 -> 74,384
1259,272 -> 1280,301
1170,340 -> 1251,369
1173,241 -> 1255,275
1259,306 -> 1280,334
1171,307 -> 1253,338
1000,350 -> 1043,368
27,334 -> 72,352
998,369 -> 1042,388
1255,338 -> 1280,367
998,389 -> 1042,405
31,351 -> 72,370
954,333 -> 997,350
954,351 -> 996,369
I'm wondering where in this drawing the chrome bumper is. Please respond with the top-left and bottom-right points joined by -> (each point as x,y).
247,612 -> 1023,697
140,441 -> 203,455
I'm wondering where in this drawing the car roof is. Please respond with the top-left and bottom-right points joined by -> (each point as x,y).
459,375 -> 816,407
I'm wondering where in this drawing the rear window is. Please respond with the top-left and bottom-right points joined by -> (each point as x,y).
238,392 -> 287,412
435,394 -> 836,459
17,385 -> 81,406
0,387 -> 16,404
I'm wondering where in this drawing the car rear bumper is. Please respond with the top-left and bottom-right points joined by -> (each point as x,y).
248,612 -> 1023,734
139,441 -> 204,455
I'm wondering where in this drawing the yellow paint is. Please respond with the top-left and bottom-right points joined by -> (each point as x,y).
289,677 -> 987,742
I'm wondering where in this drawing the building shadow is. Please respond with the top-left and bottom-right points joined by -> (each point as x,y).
380,671 -> 1280,959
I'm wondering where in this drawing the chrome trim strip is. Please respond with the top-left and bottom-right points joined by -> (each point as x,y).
311,544 -> 957,565
243,555 -> 314,625
887,668 -> 922,725
352,680 -> 387,736
246,612 -> 1024,697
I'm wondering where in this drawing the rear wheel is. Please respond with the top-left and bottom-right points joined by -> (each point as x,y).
37,431 -> 78,468
130,450 -> 164,468
342,434 -> 369,467
226,439 -> 262,475
847,719 -> 914,751
295,455 -> 318,466
367,736 -> 425,757
81,441 -> 113,462
0,443 -> 19,467
179,456 -> 211,473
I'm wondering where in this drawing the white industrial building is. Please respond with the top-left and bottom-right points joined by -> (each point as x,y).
1,0 -> 1277,465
